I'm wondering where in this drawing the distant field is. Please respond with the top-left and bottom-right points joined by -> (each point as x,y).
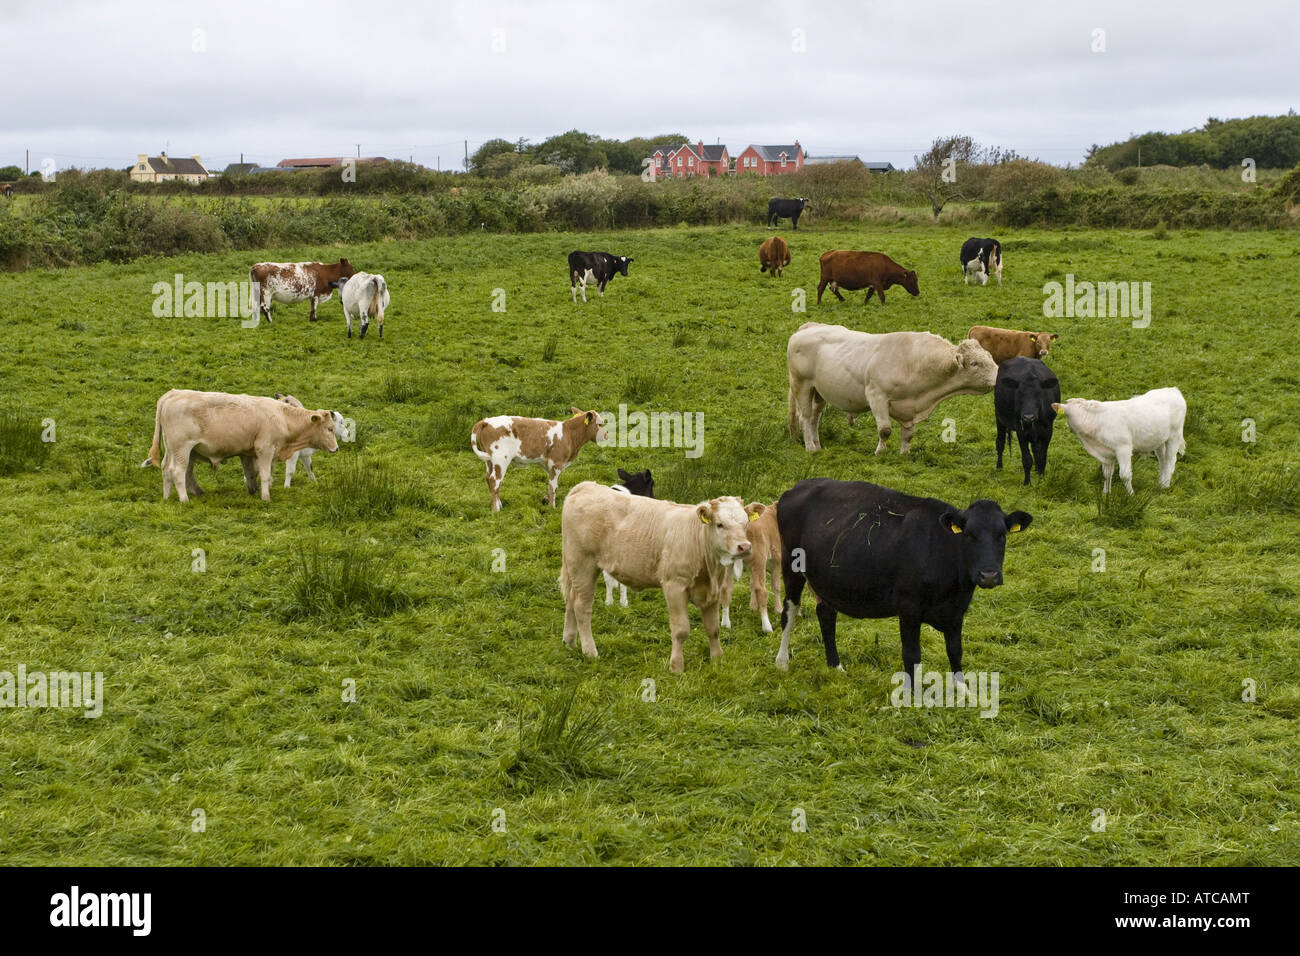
0,224 -> 1297,865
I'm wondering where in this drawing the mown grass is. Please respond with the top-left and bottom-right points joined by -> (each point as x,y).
0,224 -> 1297,865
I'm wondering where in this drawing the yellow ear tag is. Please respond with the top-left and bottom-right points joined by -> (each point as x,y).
951,525 -> 963,534
748,512 -> 758,522
584,413 -> 593,425
1009,523 -> 1021,533
700,513 -> 710,525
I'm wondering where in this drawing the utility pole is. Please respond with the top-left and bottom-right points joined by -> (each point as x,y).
26,149 -> 29,175
464,139 -> 468,171
437,155 -> 440,171
356,143 -> 361,158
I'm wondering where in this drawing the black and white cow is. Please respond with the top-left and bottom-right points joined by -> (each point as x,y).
995,357 -> 1060,485
767,198 -> 809,230
960,237 -> 1002,286
774,478 -> 1031,686
568,251 -> 633,303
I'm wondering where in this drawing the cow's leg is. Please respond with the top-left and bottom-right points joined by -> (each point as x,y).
791,214 -> 798,231
702,601 -> 724,663
816,279 -> 827,304
831,281 -> 845,302
1017,430 -> 1033,485
1157,438 -> 1179,488
750,555 -> 772,633
160,449 -> 174,500
571,273 -> 578,304
898,421 -> 916,454
572,568 -> 598,659
943,620 -> 966,690
184,452 -> 206,498
815,600 -> 843,671
544,463 -> 563,508
719,569 -> 733,629
377,310 -> 383,339
665,586 -> 692,673
775,568 -> 806,670
309,296 -> 318,321
239,455 -> 258,495
996,421 -> 1007,469
1034,436 -> 1049,477
1100,458 -> 1115,495
359,309 -> 369,340
900,615 -> 923,692
170,444 -> 196,503
486,458 -> 508,512
561,564 -> 579,648
803,390 -> 826,452
863,287 -> 875,303
283,452 -> 297,489
867,393 -> 893,455
300,450 -> 317,482
255,448 -> 275,501
1115,446 -> 1135,495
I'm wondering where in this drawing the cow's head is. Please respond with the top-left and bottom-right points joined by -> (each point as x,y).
1051,398 -> 1095,435
617,256 -> 632,276
695,496 -> 752,561
617,467 -> 654,498
1000,368 -> 1059,429
798,197 -> 809,209
338,258 -> 355,279
954,338 -> 999,390
899,269 -> 920,296
940,500 -> 1032,589
571,407 -> 608,444
1031,332 -> 1058,358
308,409 -> 340,453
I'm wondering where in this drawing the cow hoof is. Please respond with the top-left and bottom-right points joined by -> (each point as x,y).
835,664 -> 846,674
563,634 -> 576,648
669,658 -> 685,674
775,654 -> 790,671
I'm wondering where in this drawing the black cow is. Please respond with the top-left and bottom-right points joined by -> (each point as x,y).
614,467 -> 654,498
995,357 -> 1060,485
568,250 -> 632,303
959,237 -> 1002,286
767,197 -> 809,230
775,478 -> 1031,685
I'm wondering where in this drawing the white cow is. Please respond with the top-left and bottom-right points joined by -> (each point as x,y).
1053,387 -> 1187,494
787,323 -> 999,454
273,394 -> 347,486
340,272 -> 389,339
560,482 -> 752,672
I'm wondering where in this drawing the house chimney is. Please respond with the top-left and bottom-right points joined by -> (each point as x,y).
160,150 -> 168,164
137,153 -> 147,166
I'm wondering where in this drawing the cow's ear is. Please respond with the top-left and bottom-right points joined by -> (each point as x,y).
746,502 -> 766,520
1051,402 -> 1064,412
941,511 -> 965,534
311,413 -> 322,422
696,503 -> 713,525
1050,333 -> 1059,341
618,468 -> 631,480
1005,511 -> 1032,534
584,412 -> 594,426
571,406 -> 582,416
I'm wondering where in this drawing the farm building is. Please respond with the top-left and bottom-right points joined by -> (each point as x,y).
276,157 -> 388,169
804,156 -> 897,173
736,142 -> 805,175
130,152 -> 210,184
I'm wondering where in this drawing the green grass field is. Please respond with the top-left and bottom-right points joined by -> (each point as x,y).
1,223 -> 1298,865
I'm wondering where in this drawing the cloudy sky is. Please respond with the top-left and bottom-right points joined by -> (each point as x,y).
4,0 -> 1296,174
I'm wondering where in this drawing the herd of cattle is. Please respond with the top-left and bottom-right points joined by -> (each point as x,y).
137,216 -> 1189,683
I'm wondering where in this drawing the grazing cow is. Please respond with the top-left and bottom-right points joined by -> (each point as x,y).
470,408 -> 607,511
340,272 -> 389,339
248,259 -> 355,324
1,183 -> 13,199
767,198 -> 809,229
1052,387 -> 1186,495
718,502 -> 783,633
604,468 -> 656,607
560,482 -> 751,672
787,322 -> 998,453
960,237 -> 1003,286
817,250 -> 919,305
994,358 -> 1060,485
967,325 -> 1058,365
273,394 -> 348,487
775,478 -> 1031,685
140,389 -> 339,502
759,236 -> 791,277
568,251 -> 632,303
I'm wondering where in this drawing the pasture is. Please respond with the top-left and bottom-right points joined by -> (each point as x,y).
0,223 -> 1297,865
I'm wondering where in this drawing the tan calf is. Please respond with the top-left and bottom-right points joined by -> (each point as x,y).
141,389 -> 339,502
759,236 -> 791,277
719,502 -> 783,633
471,407 -> 607,511
967,325 -> 1059,365
560,482 -> 752,672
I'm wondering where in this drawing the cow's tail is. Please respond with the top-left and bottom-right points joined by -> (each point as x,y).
368,276 -> 384,318
470,421 -> 488,461
787,382 -> 798,440
140,397 -> 163,468
248,268 -> 259,314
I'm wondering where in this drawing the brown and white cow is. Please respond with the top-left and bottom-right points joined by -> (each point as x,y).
967,325 -> 1059,365
759,236 -> 791,277
248,258 -> 355,324
140,389 -> 339,502
560,482 -> 752,672
817,250 -> 919,305
470,408 -> 607,511
788,322 -> 998,453
719,501 -> 783,633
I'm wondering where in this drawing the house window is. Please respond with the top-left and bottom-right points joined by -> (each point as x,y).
781,155 -> 787,167
688,157 -> 694,167
677,157 -> 682,166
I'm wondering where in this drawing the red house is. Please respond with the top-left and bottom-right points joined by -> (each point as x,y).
696,141 -> 730,177
736,141 -> 805,175
646,140 -> 730,179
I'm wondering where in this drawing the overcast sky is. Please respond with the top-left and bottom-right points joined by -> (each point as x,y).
3,0 -> 1297,174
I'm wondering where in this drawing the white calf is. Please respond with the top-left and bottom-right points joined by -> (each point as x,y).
1053,387 -> 1186,494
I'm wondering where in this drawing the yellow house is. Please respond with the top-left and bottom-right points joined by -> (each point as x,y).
130,152 -> 209,184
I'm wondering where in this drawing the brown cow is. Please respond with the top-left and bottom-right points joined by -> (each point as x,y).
470,408 -> 608,511
719,501 -> 783,633
248,259 -> 355,324
140,389 -> 339,502
759,236 -> 791,277
817,250 -> 919,305
967,325 -> 1059,365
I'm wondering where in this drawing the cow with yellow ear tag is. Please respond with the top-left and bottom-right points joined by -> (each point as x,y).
470,407 -> 607,511
719,502 -> 785,633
